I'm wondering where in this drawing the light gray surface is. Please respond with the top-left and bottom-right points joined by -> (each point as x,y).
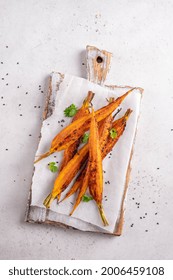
0,0 -> 172,260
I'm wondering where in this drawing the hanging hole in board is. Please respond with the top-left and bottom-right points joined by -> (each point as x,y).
96,56 -> 103,63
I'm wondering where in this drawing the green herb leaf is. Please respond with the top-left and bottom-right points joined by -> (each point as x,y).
48,162 -> 58,173
110,128 -> 117,139
81,133 -> 89,144
82,195 -> 93,202
64,104 -> 78,117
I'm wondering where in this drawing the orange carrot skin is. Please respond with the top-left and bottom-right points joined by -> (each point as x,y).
50,88 -> 134,152
51,144 -> 89,199
69,164 -> 90,216
43,110 -> 132,208
60,111 -> 132,202
36,89 -> 134,164
60,92 -> 94,171
88,109 -> 103,205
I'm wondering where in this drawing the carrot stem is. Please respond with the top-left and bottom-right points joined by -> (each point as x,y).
43,193 -> 54,208
98,204 -> 109,226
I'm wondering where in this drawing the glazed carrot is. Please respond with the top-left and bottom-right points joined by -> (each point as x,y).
88,108 -> 108,226
43,143 -> 89,208
102,109 -> 133,158
59,114 -> 113,203
60,91 -> 94,171
35,88 -> 134,163
69,164 -> 90,216
61,109 -> 132,203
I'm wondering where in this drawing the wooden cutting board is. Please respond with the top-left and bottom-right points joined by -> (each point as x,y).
25,45 -> 143,235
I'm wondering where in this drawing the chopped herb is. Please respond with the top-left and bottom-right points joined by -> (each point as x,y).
82,195 -> 93,202
81,133 -> 89,143
64,104 -> 78,117
110,128 -> 117,139
48,162 -> 58,173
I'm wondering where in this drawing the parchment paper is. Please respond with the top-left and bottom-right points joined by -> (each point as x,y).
31,72 -> 142,234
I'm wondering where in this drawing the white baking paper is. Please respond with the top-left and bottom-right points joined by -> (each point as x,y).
31,72 -> 142,234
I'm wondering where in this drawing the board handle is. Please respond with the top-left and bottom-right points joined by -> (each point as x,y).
86,45 -> 112,85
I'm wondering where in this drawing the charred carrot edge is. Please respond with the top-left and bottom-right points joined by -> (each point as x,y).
35,88 -> 135,163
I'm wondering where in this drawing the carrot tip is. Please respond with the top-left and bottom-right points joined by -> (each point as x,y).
34,151 -> 52,164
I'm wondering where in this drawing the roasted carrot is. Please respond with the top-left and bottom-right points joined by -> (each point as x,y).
60,91 -> 94,171
87,108 -> 108,226
69,164 -> 90,216
43,143 -> 89,208
35,88 -> 134,163
59,114 -> 113,203
102,109 -> 133,158
61,109 -> 132,203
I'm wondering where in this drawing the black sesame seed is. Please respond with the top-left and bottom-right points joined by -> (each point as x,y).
155,212 -> 158,215
29,134 -> 32,136
145,230 -> 148,232
54,156 -> 56,158
130,224 -> 134,227
6,73 -> 8,75
41,91 -> 44,93
26,92 -> 28,94
20,114 -> 22,116
156,222 -> 159,225
2,78 -> 4,80
6,83 -> 8,86
17,62 -> 19,64
1,96 -> 3,99
5,148 -> 8,151
1,62 -> 3,64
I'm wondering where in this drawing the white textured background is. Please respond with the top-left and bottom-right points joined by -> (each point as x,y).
0,0 -> 172,259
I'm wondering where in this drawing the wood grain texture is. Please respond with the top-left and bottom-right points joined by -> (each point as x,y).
86,45 -> 112,85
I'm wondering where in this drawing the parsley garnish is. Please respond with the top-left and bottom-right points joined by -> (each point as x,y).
48,162 -> 58,173
82,195 -> 93,202
81,133 -> 89,143
110,128 -> 117,139
64,104 -> 78,117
